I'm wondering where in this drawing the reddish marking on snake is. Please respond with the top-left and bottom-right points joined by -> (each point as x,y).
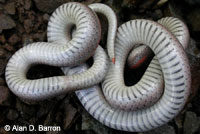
112,57 -> 115,64
131,56 -> 147,69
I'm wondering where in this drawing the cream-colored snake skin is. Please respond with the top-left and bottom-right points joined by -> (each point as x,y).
5,2 -> 191,132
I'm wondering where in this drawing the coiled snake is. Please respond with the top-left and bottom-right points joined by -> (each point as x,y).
5,2 -> 191,132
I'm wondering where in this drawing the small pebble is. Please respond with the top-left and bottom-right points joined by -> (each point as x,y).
4,2 -> 16,15
63,104 -> 78,130
0,77 -> 5,85
8,34 -> 19,45
4,43 -> 15,52
0,0 -> 5,3
24,19 -> 33,33
6,109 -> 19,120
0,86 -> 10,105
0,14 -> 16,32
0,47 -> 5,57
183,111 -> 200,134
24,0 -> 32,10
0,35 -> 6,44
43,14 -> 50,22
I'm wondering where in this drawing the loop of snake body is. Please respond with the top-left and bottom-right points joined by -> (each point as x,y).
5,2 -> 110,100
5,2 -> 191,132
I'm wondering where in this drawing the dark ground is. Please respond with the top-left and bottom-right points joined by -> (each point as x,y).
0,0 -> 200,134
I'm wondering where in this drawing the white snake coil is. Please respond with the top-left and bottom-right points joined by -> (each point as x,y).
5,2 -> 191,132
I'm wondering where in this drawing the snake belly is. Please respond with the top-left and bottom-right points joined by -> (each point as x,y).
102,17 -> 190,111
127,17 -> 190,69
5,2 -> 109,100
70,19 -> 191,131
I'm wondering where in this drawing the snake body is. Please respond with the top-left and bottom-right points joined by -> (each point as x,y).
5,3 -> 109,100
69,18 -> 191,131
128,17 -> 190,68
5,2 -> 191,132
102,17 -> 190,111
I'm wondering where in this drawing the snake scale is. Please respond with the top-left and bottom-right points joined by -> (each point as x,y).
5,2 -> 191,132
